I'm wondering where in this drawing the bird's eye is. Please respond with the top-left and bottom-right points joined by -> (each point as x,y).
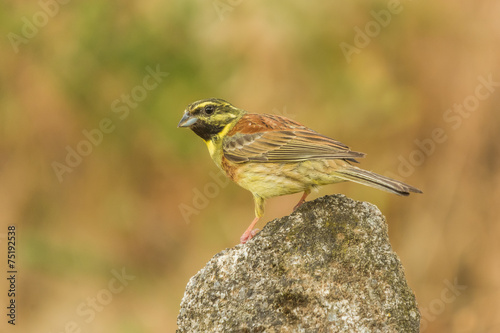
204,105 -> 215,115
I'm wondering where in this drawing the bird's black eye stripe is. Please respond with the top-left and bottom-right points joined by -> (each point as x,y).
204,105 -> 215,115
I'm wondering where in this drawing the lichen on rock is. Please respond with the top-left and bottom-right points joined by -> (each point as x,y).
177,194 -> 420,332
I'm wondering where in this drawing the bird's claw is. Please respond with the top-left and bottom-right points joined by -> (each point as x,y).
240,228 -> 260,244
293,201 -> 304,211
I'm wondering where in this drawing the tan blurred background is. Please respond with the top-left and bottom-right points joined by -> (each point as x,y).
1,0 -> 499,332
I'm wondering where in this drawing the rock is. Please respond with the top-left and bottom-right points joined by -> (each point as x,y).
177,194 -> 420,332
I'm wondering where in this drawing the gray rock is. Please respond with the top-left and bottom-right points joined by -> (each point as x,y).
177,194 -> 420,332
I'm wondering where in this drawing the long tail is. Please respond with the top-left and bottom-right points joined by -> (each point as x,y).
335,166 -> 422,196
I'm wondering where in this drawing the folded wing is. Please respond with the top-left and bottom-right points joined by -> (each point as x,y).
223,129 -> 365,163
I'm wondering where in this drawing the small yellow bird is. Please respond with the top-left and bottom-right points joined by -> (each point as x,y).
178,98 -> 422,243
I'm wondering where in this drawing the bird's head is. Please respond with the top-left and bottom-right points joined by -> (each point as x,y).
178,98 -> 246,141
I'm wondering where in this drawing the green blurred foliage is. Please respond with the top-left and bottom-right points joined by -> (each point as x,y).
0,0 -> 499,332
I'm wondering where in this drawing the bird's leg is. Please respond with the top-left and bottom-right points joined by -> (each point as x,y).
240,216 -> 260,244
293,189 -> 311,211
240,195 -> 265,244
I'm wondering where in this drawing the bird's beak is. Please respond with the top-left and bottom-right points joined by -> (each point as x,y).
177,112 -> 198,128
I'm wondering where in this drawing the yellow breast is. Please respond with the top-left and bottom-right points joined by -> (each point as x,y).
204,122 -> 235,167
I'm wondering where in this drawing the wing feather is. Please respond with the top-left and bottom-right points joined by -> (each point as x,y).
223,129 -> 365,163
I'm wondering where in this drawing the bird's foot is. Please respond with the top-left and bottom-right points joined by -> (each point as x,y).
293,200 -> 305,211
293,190 -> 311,211
240,228 -> 260,244
240,216 -> 260,244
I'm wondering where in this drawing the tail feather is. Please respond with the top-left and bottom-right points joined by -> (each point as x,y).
335,166 -> 422,196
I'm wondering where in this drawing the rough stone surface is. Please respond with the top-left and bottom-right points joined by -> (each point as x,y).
177,194 -> 420,332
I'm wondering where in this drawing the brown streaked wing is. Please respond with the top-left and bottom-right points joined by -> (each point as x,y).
223,129 -> 366,163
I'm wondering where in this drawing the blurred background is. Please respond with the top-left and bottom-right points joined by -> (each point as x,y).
0,0 -> 499,332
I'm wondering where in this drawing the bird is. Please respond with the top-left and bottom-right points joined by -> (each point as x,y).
178,98 -> 422,244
